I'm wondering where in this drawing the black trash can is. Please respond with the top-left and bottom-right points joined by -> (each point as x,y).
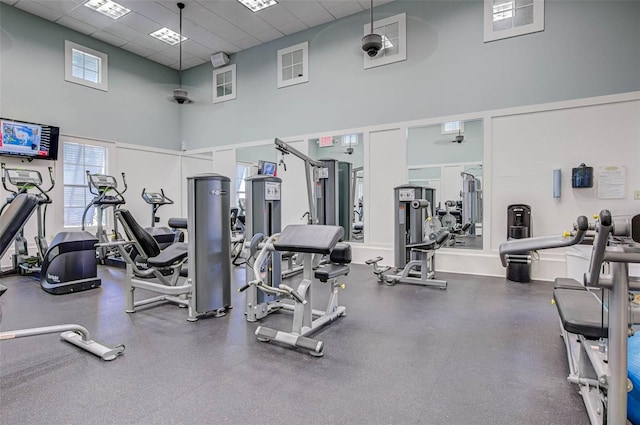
506,204 -> 532,283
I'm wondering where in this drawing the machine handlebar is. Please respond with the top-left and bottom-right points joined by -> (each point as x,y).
498,215 -> 589,267
141,188 -> 174,205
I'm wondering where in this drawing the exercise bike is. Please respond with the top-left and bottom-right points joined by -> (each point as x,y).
0,162 -> 54,274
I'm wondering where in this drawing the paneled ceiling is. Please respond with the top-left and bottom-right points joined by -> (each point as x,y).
2,0 -> 394,69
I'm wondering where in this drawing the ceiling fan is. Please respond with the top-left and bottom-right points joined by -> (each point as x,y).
435,129 -> 468,145
170,2 -> 192,105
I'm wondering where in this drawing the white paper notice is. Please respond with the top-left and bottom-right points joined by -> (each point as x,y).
597,165 -> 626,199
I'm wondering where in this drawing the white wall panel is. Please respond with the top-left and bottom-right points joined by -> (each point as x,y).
115,146 -> 182,228
490,100 -> 640,254
367,128 -> 406,246
181,154 -> 214,217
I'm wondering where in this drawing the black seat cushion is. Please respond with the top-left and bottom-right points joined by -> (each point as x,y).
314,264 -> 349,282
147,243 -> 188,268
329,243 -> 352,264
274,225 -> 343,255
554,277 -> 586,290
168,217 -> 187,229
0,193 -> 39,258
116,209 -> 161,258
553,288 -> 608,339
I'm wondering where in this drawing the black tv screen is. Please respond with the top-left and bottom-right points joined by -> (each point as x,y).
0,118 -> 59,160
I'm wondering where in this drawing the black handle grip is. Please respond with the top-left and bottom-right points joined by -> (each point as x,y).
238,283 -> 251,293
576,215 -> 589,231
599,209 -> 612,227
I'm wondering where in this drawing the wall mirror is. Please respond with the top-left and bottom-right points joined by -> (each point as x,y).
407,120 -> 483,249
235,144 -> 278,219
308,133 -> 364,243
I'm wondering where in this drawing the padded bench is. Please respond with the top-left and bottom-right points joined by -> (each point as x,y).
553,287 -> 608,339
554,277 -> 586,290
314,242 -> 351,283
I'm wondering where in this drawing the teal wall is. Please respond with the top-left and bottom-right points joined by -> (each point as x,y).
407,120 -> 483,166
182,0 -> 640,149
0,4 -> 181,150
1,1 -> 638,151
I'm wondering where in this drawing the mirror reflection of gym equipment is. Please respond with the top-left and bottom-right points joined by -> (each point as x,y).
308,133 -> 364,243
366,185 -> 453,288
407,120 -> 483,250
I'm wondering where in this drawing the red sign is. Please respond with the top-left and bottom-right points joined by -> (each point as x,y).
319,136 -> 333,148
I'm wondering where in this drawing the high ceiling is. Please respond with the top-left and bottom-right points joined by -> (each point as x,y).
2,0 -> 394,70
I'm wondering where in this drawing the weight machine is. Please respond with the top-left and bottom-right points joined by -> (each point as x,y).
499,211 -> 640,425
366,185 -> 449,288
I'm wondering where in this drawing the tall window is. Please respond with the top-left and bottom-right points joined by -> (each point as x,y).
63,142 -> 107,227
64,40 -> 109,91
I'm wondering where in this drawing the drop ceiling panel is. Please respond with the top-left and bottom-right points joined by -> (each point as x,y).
325,1 -> 363,19
279,0 -> 326,19
56,15 -> 100,35
232,14 -> 272,36
181,2 -> 229,32
181,19 -> 207,39
277,19 -> 308,36
233,36 -> 261,50
65,2 -> 114,28
180,39 -> 212,58
15,1 -> 65,21
130,0 -> 178,28
103,22 -> 146,40
118,11 -> 162,35
298,9 -> 335,27
198,0 -> 254,22
8,0 -> 396,70
33,0 -> 80,14
120,41 -> 155,57
254,28 -> 283,43
92,29 -> 128,46
211,23 -> 251,43
255,4 -> 296,27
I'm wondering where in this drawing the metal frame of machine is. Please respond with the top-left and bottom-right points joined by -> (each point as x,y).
499,211 -> 640,425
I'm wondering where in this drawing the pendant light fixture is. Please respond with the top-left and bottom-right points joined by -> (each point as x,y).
361,0 -> 382,57
172,2 -> 192,104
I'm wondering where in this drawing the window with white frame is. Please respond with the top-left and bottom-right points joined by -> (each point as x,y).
64,40 -> 108,91
363,13 -> 406,69
213,64 -> 236,104
63,141 -> 107,227
441,121 -> 464,135
484,0 -> 544,42
235,162 -> 252,213
342,134 -> 359,147
277,41 -> 308,89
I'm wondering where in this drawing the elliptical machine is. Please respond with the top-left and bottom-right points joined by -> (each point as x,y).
0,162 -> 54,274
141,188 -> 182,249
81,172 -> 127,264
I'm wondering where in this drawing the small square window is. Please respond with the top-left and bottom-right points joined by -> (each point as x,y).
213,64 -> 236,104
363,13 -> 406,70
441,121 -> 465,135
277,41 -> 308,89
65,41 -> 108,91
484,0 -> 544,42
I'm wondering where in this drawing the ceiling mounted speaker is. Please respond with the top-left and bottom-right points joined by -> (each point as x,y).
211,52 -> 229,68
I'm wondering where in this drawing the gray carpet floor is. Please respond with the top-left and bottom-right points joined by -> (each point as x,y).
0,263 -> 589,424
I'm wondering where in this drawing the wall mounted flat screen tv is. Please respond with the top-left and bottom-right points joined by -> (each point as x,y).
0,118 -> 59,160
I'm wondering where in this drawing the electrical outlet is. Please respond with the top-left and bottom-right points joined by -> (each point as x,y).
635,191 -> 640,200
